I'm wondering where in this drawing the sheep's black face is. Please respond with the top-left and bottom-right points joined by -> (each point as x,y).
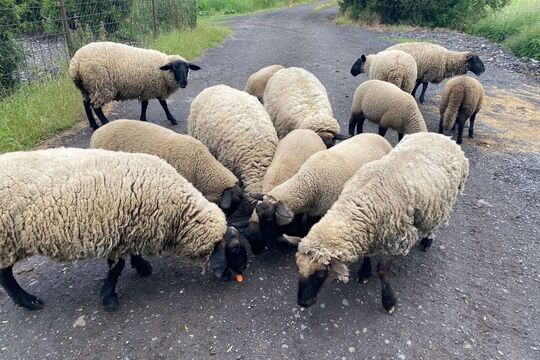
220,184 -> 243,217
159,60 -> 201,88
350,55 -> 366,77
297,270 -> 328,308
209,227 -> 248,280
468,55 -> 485,76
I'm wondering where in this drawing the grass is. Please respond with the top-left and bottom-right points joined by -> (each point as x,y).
312,0 -> 338,13
197,0 -> 310,16
469,0 -> 540,60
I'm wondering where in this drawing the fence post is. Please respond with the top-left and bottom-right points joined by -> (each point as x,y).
151,0 -> 158,37
58,0 -> 74,56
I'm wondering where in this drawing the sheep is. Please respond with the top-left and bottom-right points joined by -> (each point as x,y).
245,65 -> 285,102
350,50 -> 418,93
387,42 -> 485,103
348,80 -> 427,141
250,134 -> 392,252
263,67 -> 348,147
90,120 -> 242,216
69,41 -> 201,130
439,76 -> 485,145
188,85 -> 278,207
244,129 -> 327,254
0,148 -> 248,311
282,133 -> 469,313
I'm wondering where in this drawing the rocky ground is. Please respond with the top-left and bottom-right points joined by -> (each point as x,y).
1,2 -> 539,359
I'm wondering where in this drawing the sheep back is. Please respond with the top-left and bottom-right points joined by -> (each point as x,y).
245,65 -> 284,102
263,67 -> 340,138
365,50 -> 418,93
90,120 -> 238,203
69,41 -> 184,108
439,76 -> 485,130
188,85 -> 278,204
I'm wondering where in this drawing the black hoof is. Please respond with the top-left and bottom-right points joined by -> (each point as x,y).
16,294 -> 44,310
456,140 -> 463,145
140,118 -> 147,122
357,271 -> 372,284
419,238 -> 433,252
102,293 -> 119,312
169,119 -> 178,125
90,125 -> 99,131
382,293 -> 397,314
468,134 -> 474,139
131,257 -> 152,277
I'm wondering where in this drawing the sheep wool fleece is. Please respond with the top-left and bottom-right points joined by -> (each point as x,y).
0,148 -> 227,269
245,65 -> 285,102
298,133 -> 469,273
364,50 -> 418,93
188,85 -> 278,203
90,120 -> 238,203
69,41 -> 185,108
440,76 -> 485,129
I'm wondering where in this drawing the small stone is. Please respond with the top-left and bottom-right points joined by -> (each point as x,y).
398,355 -> 406,360
72,315 -> 86,328
407,340 -> 412,346
342,299 -> 349,306
363,328 -> 367,333
320,303 -> 326,309
300,325 -> 307,330
348,347 -> 356,353
384,339 -> 390,344
282,344 -> 289,350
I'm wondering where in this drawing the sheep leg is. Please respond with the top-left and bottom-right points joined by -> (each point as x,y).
357,256 -> 372,284
456,118 -> 465,145
419,82 -> 429,104
411,80 -> 421,98
348,112 -> 364,136
438,115 -> 444,134
419,237 -> 433,251
158,99 -> 177,125
468,113 -> 476,138
0,266 -> 44,310
398,132 -> 404,142
93,107 -> 109,126
83,98 -> 100,130
378,126 -> 388,137
130,255 -> 152,277
377,256 -> 397,314
140,100 -> 149,121
100,258 -> 125,312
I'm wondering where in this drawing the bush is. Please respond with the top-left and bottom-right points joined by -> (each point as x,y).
0,0 -> 24,95
339,0 -> 510,29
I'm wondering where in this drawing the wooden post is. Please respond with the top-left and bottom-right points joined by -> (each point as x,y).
58,0 -> 74,56
151,0 -> 158,37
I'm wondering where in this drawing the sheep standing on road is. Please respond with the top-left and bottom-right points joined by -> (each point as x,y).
387,42 -> 485,103
350,50 -> 417,93
439,76 -> 485,144
284,133 -> 469,313
0,148 -> 247,311
69,41 -> 201,130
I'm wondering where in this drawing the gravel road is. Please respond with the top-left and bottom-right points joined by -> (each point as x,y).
1,2 -> 539,359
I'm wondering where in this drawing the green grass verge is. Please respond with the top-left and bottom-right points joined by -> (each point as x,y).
197,0 -> 310,16
469,0 -> 540,60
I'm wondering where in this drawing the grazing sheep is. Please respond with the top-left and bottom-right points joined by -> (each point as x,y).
245,65 -> 285,102
283,133 -> 469,313
387,42 -> 485,103
0,148 -> 248,311
69,41 -> 201,130
90,120 -> 242,215
244,129 -> 327,254
350,50 -> 418,93
439,76 -> 485,144
251,134 -> 392,252
188,85 -> 278,206
263,67 -> 348,147
349,80 -> 427,141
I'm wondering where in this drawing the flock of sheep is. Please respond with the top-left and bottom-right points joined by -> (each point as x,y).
0,39 -> 486,314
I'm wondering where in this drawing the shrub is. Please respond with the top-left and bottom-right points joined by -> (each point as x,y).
0,0 -> 23,95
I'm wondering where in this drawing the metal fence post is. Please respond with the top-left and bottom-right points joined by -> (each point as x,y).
151,0 -> 158,37
58,0 -> 74,56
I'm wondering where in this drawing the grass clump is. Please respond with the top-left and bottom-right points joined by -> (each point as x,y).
197,0 -> 308,15
470,0 -> 540,60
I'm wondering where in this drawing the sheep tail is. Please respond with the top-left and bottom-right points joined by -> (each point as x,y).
442,87 -> 464,130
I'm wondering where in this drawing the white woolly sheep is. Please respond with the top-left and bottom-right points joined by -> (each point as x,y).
349,80 -> 427,141
350,50 -> 418,93
245,65 -> 285,102
69,41 -> 201,130
250,134 -> 392,250
0,148 -> 247,311
244,129 -> 327,254
439,76 -> 485,144
387,42 -> 485,103
263,67 -> 348,147
90,120 -> 242,215
283,133 -> 469,313
188,85 -> 278,207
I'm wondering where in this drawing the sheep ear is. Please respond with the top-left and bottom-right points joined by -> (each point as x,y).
361,54 -> 366,61
188,63 -> 201,71
249,192 -> 265,201
330,258 -> 349,283
159,62 -> 174,71
220,188 -> 233,210
209,242 -> 227,278
275,201 -> 294,226
280,234 -> 301,246
333,133 -> 350,141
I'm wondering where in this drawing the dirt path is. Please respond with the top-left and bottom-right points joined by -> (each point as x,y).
1,2 -> 539,359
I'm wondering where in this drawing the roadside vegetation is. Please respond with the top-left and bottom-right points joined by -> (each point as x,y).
198,0 -> 309,15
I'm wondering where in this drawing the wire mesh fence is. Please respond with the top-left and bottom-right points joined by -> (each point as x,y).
0,0 -> 197,95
